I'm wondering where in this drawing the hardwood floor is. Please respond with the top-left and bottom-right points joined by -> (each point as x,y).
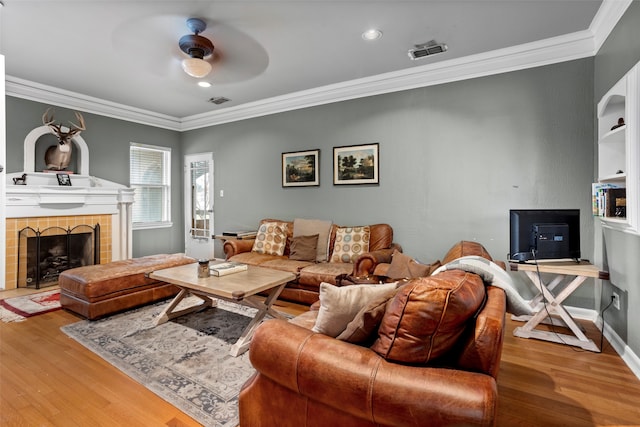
498,319 -> 640,426
1,289 -> 640,426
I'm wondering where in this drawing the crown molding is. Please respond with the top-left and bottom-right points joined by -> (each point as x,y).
590,0 -> 633,53
5,0 -> 629,132
5,76 -> 182,131
181,30 -> 596,130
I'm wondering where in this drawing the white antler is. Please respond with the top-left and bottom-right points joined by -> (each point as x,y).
42,108 -> 85,145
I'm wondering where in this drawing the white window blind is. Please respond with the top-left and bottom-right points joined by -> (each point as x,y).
130,143 -> 171,229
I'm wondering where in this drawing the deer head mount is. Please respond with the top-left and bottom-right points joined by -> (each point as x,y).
42,108 -> 85,146
42,108 -> 86,171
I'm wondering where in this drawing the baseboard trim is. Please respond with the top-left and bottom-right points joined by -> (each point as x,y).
565,305 -> 640,380
601,318 -> 640,381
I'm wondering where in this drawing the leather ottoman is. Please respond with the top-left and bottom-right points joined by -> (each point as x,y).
59,253 -> 196,320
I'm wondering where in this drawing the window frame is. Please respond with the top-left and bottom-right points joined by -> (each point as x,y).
129,142 -> 173,230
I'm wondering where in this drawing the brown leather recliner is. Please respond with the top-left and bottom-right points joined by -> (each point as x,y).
240,241 -> 507,427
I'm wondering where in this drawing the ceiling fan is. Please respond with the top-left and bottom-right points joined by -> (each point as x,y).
178,18 -> 215,78
112,14 -> 268,85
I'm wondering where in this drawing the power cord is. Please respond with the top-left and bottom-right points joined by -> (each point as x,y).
599,296 -> 615,353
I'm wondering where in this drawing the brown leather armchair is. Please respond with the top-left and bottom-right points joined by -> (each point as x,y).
240,282 -> 506,427
240,241 -> 507,426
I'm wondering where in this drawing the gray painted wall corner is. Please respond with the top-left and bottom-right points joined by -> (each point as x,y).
594,1 -> 640,357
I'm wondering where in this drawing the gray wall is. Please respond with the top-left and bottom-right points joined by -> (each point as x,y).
8,4 -> 638,356
182,58 -> 595,304
594,1 -> 640,356
5,97 -> 185,257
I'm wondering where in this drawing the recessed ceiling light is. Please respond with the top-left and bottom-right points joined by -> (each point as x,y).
362,29 -> 382,41
198,81 -> 211,88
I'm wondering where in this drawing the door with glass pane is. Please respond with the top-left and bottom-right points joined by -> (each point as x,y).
184,153 -> 214,260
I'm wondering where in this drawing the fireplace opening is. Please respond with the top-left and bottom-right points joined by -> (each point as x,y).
18,224 -> 100,288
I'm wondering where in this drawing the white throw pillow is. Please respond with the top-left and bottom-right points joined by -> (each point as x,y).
312,281 -> 398,337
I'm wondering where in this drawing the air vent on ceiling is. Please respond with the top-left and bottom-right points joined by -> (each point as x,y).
208,97 -> 230,105
408,40 -> 448,60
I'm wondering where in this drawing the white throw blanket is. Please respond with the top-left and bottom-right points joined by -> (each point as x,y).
432,255 -> 532,316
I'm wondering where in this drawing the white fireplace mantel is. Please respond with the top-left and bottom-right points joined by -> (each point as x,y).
6,172 -> 134,216
5,122 -> 135,261
6,172 -> 135,260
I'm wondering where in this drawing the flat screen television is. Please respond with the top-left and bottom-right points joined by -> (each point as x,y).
509,209 -> 581,262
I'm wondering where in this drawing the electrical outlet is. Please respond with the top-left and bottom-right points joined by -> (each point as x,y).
612,292 -> 621,310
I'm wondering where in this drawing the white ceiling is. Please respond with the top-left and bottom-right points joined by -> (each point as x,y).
0,1 -> 629,131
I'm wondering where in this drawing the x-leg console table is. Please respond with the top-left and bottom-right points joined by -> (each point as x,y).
149,262 -> 295,357
509,261 -> 609,352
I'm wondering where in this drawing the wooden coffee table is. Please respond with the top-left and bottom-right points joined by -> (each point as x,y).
149,262 -> 295,356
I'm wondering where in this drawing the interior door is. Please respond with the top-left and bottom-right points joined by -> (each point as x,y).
184,153 -> 214,260
0,55 -> 6,288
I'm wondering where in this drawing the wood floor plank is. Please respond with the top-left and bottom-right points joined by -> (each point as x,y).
1,290 -> 640,426
497,317 -> 640,427
1,306 -> 202,427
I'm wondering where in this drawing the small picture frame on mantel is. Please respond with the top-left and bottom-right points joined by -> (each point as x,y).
57,173 -> 72,186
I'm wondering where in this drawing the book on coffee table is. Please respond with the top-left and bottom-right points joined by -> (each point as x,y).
210,261 -> 248,276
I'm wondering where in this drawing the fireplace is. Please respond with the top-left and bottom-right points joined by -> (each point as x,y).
18,224 -> 100,289
4,122 -> 134,290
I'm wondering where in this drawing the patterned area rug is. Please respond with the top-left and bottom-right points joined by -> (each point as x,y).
61,297 -> 260,427
0,289 -> 61,323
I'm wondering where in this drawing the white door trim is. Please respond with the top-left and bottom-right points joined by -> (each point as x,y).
184,152 -> 214,260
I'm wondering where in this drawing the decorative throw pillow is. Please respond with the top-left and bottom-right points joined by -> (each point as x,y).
336,287 -> 399,343
312,281 -> 399,337
251,221 -> 288,256
289,234 -> 319,261
293,218 -> 333,262
385,250 -> 432,279
371,270 -> 485,364
330,226 -> 370,263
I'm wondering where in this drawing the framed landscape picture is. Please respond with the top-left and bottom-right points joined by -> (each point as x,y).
333,143 -> 379,185
282,149 -> 320,187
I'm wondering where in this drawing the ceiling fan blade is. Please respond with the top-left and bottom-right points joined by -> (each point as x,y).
113,15 -> 199,81
203,21 -> 269,84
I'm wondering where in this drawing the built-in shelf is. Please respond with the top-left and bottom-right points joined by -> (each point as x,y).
595,61 -> 639,235
601,124 -> 626,141
599,173 -> 627,182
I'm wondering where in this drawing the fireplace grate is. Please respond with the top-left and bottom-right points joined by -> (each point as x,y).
17,224 -> 100,289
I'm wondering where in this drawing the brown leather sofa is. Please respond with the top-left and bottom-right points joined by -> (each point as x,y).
239,241 -> 507,427
223,218 -> 401,305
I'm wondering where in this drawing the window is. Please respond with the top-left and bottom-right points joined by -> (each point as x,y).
130,143 -> 172,229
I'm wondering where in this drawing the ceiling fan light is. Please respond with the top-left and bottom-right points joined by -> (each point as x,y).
182,58 -> 212,78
